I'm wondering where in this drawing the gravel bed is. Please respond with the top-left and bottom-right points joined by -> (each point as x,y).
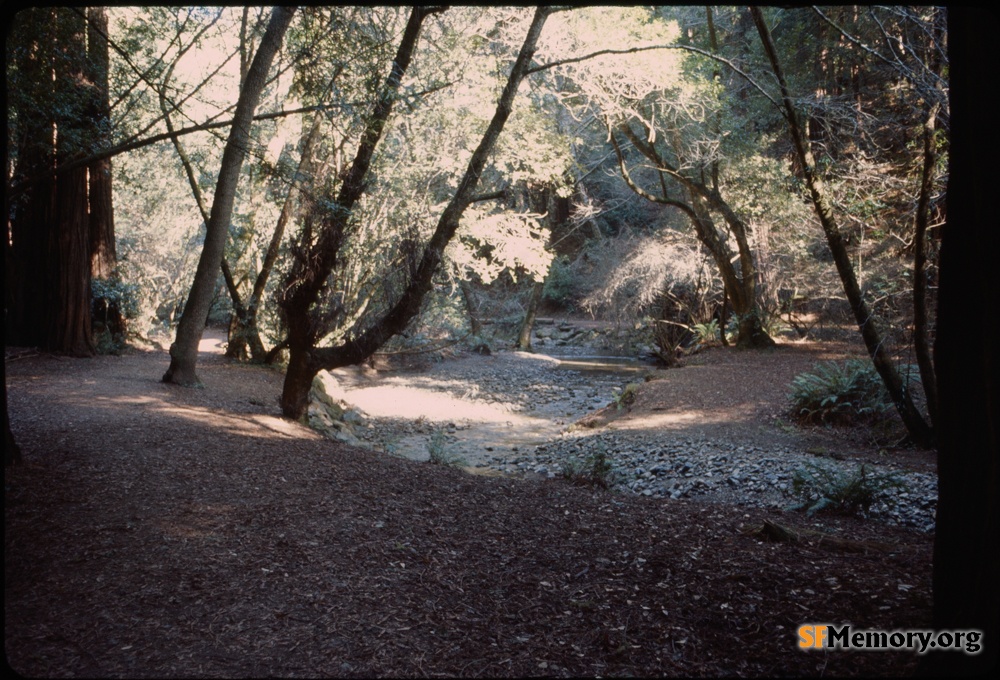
482,431 -> 938,532
324,346 -> 938,533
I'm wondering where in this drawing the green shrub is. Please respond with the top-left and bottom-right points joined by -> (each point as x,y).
92,274 -> 141,353
788,359 -> 894,424
611,382 -> 640,410
560,449 -> 619,489
426,429 -> 467,467
787,461 -> 907,517
691,319 -> 720,345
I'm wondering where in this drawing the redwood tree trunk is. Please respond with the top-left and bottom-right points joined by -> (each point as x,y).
163,7 -> 296,386
87,7 -> 116,281
87,6 -> 125,344
8,9 -> 94,355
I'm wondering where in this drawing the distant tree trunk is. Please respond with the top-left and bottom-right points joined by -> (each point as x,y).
54,10 -> 96,356
458,278 -> 483,337
280,7 -> 552,419
229,116 -> 324,362
163,7 -> 296,386
87,7 -> 115,281
87,6 -> 125,343
912,105 -> 940,429
52,140 -> 95,356
921,9 -> 998,675
516,281 -> 545,351
752,6 -> 932,447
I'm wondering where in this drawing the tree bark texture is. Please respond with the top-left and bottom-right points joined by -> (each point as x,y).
280,7 -> 552,418
87,7 -> 126,343
912,104 -> 940,429
921,9 -> 998,675
7,9 -> 95,355
278,6 -> 439,415
751,6 -> 932,447
163,6 -> 296,386
87,7 -> 116,281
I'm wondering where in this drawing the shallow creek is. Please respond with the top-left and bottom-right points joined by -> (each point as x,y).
320,350 -> 656,468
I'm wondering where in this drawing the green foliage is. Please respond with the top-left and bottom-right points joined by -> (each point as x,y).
91,274 -> 142,354
788,359 -> 897,424
787,461 -> 907,517
560,448 -> 619,489
426,429 -> 467,467
611,383 -> 640,410
691,319 -> 720,345
541,255 -> 577,308
91,275 -> 142,321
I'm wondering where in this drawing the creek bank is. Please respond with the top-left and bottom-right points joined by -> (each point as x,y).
304,325 -> 936,532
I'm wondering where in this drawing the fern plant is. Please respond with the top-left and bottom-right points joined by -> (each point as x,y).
691,319 -> 720,345
560,449 -> 619,489
788,359 -> 897,424
787,461 -> 907,516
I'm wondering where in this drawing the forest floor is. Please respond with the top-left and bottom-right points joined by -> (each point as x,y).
5,328 -> 936,677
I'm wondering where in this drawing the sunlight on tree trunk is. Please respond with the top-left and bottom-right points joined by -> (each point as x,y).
516,281 -> 545,351
163,7 -> 296,387
279,7 -> 552,419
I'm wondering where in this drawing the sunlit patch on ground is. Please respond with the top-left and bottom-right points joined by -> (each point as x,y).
327,383 -> 518,423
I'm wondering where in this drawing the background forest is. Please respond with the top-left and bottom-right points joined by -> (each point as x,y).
6,6 -> 945,433
6,7 -> 998,676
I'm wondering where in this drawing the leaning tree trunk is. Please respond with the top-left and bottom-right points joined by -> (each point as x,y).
163,6 -> 296,386
280,7 -> 552,419
516,280 -> 545,351
752,7 -> 932,447
612,123 -> 773,349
